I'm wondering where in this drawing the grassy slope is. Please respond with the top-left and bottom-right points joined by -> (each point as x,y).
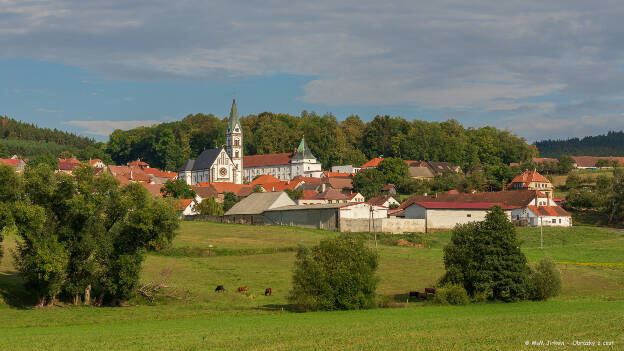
0,222 -> 623,350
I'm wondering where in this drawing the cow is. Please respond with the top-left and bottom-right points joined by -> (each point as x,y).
409,291 -> 419,298
425,288 -> 436,295
237,286 -> 248,293
215,285 -> 225,292
265,288 -> 272,296
417,292 -> 428,299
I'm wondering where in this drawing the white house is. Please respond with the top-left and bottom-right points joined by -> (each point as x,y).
404,201 -> 513,232
520,205 -> 572,227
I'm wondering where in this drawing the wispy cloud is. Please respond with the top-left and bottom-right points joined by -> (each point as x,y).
36,107 -> 62,113
63,120 -> 160,136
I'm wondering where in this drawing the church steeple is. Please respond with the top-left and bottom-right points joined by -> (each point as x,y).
228,99 -> 239,131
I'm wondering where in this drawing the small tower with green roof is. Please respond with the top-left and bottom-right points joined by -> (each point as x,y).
226,99 -> 243,184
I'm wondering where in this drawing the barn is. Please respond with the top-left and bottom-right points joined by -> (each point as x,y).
404,201 -> 514,232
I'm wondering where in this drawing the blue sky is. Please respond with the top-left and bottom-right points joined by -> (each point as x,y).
2,1 -> 624,142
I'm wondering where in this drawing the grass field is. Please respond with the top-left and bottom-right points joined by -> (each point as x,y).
1,222 -> 623,350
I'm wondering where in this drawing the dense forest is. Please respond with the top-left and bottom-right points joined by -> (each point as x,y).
107,111 -> 537,172
536,131 -> 624,158
0,116 -> 110,161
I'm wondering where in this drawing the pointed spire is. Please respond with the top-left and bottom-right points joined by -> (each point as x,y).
229,98 -> 239,130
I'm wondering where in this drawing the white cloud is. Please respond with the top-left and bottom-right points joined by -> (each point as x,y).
36,107 -> 62,113
63,120 -> 160,136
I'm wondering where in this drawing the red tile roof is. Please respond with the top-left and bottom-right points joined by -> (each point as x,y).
292,176 -> 323,184
58,158 -> 81,171
509,170 -> 550,188
108,165 -> 151,183
200,182 -> 253,197
0,159 -> 20,167
243,153 -> 292,167
533,157 -> 558,164
249,174 -> 281,185
322,171 -> 354,178
143,167 -> 178,180
302,190 -> 319,199
172,198 -> 194,211
360,157 -> 385,168
401,190 -> 548,210
572,156 -> 624,168
142,183 -> 164,197
88,159 -> 104,167
191,186 -> 219,199
367,195 -> 397,206
381,183 -> 395,191
322,177 -> 353,190
345,192 -> 363,200
527,205 -> 571,217
128,160 -> 149,167
312,188 -> 349,200
412,201 -> 515,210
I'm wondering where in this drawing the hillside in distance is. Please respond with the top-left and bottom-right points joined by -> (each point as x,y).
536,131 -> 624,158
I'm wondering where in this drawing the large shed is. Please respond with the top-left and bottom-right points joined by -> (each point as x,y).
404,201 -> 514,232
224,191 -> 296,224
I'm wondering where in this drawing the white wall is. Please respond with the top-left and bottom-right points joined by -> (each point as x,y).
339,203 -> 387,219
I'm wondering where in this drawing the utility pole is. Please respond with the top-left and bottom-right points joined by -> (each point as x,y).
540,216 -> 543,249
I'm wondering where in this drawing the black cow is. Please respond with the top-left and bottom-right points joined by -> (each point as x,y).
215,285 -> 225,292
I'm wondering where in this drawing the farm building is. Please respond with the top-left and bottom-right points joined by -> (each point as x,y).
263,202 -> 388,231
404,201 -> 513,232
224,191 -> 296,224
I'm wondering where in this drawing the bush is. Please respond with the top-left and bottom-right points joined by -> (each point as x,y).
528,258 -> 562,301
434,284 -> 470,305
289,234 -> 379,312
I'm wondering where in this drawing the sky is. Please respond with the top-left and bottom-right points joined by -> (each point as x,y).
2,1 -> 624,142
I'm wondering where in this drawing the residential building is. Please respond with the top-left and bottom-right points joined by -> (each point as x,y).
367,195 -> 400,208
330,165 -> 361,174
572,156 -> 624,169
508,170 -> 553,197
521,206 -> 572,227
58,158 -> 82,174
346,192 -> 365,203
0,158 -> 26,172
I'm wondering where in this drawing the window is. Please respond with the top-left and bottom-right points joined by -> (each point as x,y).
552,219 -> 556,223
559,219 -> 562,223
234,139 -> 239,146
235,151 -> 239,158
467,214 -> 472,217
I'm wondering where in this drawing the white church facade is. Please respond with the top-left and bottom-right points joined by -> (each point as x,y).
179,100 -> 323,185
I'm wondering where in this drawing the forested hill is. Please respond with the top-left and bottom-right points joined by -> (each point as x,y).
106,111 -> 537,171
0,116 -> 108,160
536,131 -> 624,158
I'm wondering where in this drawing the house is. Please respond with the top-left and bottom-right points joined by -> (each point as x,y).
0,158 -> 26,172
200,182 -> 255,201
297,188 -> 349,205
88,159 -> 106,168
408,166 -> 435,179
367,195 -> 400,208
143,168 -> 178,184
142,183 -> 164,198
224,191 -> 296,224
345,192 -> 365,203
572,156 -> 624,169
360,157 -> 385,170
520,206 -> 572,227
58,158 -> 82,174
128,159 -> 149,168
380,183 -> 396,195
322,177 -> 354,193
108,165 -> 151,184
425,161 -> 462,175
330,165 -> 361,174
400,189 -> 558,225
404,201 -> 514,232
172,198 -> 199,216
508,170 -> 553,197
191,186 -> 220,203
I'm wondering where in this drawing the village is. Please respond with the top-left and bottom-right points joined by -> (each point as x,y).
5,100 -> 623,235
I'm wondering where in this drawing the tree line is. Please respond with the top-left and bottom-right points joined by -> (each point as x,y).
536,130 -> 624,158
106,112 -> 537,172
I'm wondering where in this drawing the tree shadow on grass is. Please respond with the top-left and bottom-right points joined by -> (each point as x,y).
0,271 -> 36,308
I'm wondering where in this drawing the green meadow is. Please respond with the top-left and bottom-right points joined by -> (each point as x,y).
1,222 -> 623,350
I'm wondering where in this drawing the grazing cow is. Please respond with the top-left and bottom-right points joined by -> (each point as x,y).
409,291 -> 418,298
215,285 -> 225,292
265,288 -> 272,296
425,288 -> 436,295
237,286 -> 248,293
417,292 -> 428,299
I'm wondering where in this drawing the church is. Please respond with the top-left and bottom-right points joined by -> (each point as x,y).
179,100 -> 322,185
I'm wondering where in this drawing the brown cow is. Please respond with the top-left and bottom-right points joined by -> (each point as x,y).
237,286 -> 248,293
425,288 -> 436,295
265,288 -> 272,296
417,292 -> 428,299
215,285 -> 225,292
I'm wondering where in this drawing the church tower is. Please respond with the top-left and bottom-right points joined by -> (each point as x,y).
226,99 -> 243,184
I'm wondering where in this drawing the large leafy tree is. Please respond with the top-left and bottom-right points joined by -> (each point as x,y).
352,169 -> 387,199
289,234 -> 379,311
1,164 -> 179,307
376,157 -> 409,186
441,206 -> 530,302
